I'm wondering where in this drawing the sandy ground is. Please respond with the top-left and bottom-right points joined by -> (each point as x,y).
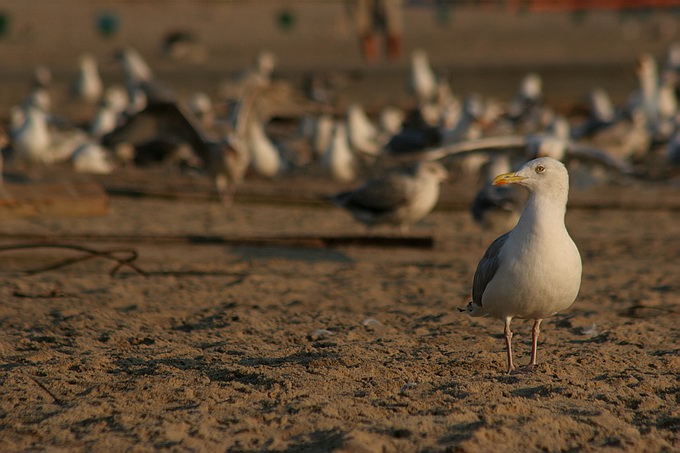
0,2 -> 679,452
0,177 -> 677,452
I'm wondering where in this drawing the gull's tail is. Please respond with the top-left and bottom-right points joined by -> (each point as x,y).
458,301 -> 487,317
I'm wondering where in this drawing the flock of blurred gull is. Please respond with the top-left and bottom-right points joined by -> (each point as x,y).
3,43 -> 680,232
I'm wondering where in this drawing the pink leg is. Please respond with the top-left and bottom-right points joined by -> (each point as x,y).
504,317 -> 515,373
528,319 -> 542,369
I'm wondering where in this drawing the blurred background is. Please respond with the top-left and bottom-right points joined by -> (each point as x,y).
1,0 -> 680,109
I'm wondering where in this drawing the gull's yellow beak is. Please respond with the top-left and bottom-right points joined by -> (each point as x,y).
492,172 -> 527,186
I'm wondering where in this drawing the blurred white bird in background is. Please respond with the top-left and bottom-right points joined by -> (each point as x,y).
323,121 -> 358,183
409,48 -> 437,103
73,53 -> 103,104
246,116 -> 284,178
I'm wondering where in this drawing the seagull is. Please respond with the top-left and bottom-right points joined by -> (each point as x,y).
90,91 -> 124,138
218,50 -> 278,100
73,53 -> 103,104
505,72 -> 544,128
187,92 -> 217,131
32,64 -> 52,91
461,157 -> 582,373
117,47 -> 153,84
571,87 -> 617,140
471,155 -> 523,236
409,48 -> 437,103
101,100 -> 249,205
378,106 -> 405,139
322,121 -> 358,183
71,142 -> 114,174
586,107 -> 651,163
312,113 -> 334,159
635,52 -> 659,126
115,47 -> 175,104
25,65 -> 53,112
246,116 -> 283,178
440,93 -> 486,145
10,105 -> 52,165
10,104 -> 88,167
329,161 -> 447,234
346,103 -> 381,159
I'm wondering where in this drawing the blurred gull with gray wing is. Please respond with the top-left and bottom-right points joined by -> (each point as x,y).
329,161 -> 447,234
461,157 -> 582,373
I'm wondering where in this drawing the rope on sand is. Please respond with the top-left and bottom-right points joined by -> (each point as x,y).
0,243 -> 147,277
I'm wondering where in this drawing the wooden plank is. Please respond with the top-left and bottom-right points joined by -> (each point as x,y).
0,233 -> 434,249
0,180 -> 109,218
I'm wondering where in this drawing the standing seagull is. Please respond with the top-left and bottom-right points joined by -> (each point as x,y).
409,48 -> 437,103
329,161 -> 447,234
323,122 -> 358,183
461,157 -> 582,373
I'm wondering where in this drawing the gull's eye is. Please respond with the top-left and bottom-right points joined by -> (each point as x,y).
535,165 -> 546,174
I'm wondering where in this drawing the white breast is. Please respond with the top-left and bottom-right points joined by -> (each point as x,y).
482,203 -> 582,320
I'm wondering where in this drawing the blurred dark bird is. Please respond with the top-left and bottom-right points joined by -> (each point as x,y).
471,155 -> 523,235
101,100 -> 249,205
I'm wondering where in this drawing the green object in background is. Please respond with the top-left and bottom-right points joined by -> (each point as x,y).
276,8 -> 295,32
570,10 -> 587,24
619,7 -> 652,24
0,12 -> 9,38
96,11 -> 120,38
435,0 -> 451,26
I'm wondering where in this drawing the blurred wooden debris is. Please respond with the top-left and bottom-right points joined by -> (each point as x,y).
0,232 -> 434,249
0,179 -> 108,218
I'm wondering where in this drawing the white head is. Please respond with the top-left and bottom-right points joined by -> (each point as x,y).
590,88 -> 615,123
256,50 -> 277,78
79,53 -> 98,72
411,48 -> 430,66
492,157 -> 569,202
520,73 -> 542,101
188,92 -> 213,117
119,47 -> 152,82
416,161 -> 448,183
33,65 -> 52,88
528,135 -> 567,161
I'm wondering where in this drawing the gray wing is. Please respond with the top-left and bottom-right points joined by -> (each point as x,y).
385,135 -> 528,163
565,142 -> 633,174
472,232 -> 510,306
345,172 -> 414,212
101,101 -> 215,165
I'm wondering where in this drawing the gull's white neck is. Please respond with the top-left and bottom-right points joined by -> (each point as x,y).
513,189 -> 568,239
